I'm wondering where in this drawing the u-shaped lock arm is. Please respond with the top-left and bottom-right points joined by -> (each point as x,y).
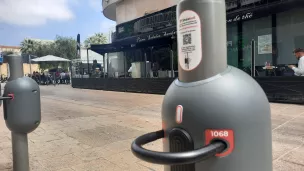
131,130 -> 226,165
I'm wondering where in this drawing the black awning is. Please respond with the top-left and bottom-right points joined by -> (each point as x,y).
113,26 -> 176,46
90,43 -> 121,54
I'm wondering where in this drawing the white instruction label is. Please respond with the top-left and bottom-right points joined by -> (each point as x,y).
178,10 -> 202,71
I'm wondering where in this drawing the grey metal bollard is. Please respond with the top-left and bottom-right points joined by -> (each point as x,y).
131,0 -> 272,171
1,54 -> 41,171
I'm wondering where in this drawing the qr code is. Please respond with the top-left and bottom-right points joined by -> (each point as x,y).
183,34 -> 192,45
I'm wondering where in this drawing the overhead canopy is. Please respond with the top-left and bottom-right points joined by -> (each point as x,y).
31,55 -> 71,62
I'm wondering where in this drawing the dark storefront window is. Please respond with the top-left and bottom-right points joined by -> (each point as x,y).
124,49 -> 147,78
123,47 -> 175,79
243,16 -> 273,76
226,7 -> 304,77
276,8 -> 304,65
227,23 -> 239,67
226,15 -> 273,75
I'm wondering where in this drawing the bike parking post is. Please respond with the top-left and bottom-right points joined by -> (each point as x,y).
1,54 -> 41,171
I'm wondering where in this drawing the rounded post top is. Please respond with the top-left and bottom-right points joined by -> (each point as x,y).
7,54 -> 24,81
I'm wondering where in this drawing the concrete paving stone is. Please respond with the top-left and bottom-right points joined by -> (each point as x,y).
66,128 -> 121,147
30,142 -> 83,161
128,163 -> 163,171
57,168 -> 74,171
128,109 -> 161,117
70,158 -> 116,171
0,161 -> 12,170
51,136 -> 81,147
274,159 -> 304,171
0,148 -> 11,160
0,136 -> 10,142
278,107 -> 304,117
93,125 -> 147,140
29,134 -> 61,143
0,151 -> 11,166
270,104 -> 291,113
137,160 -> 164,171
272,141 -> 301,160
272,130 -> 303,160
28,140 -> 57,153
107,149 -> 140,169
59,126 -> 86,134
273,121 -> 304,138
0,141 -> 11,150
39,154 -> 82,171
0,85 -> 303,170
283,144 -> 304,166
271,114 -> 297,130
272,131 -> 304,146
72,146 -> 116,162
30,159 -> 49,171
102,139 -> 133,153
112,115 -> 162,132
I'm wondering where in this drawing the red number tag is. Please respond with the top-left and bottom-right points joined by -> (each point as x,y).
205,129 -> 234,157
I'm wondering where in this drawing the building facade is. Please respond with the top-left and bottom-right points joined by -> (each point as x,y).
103,0 -> 180,24
71,0 -> 304,103
0,45 -> 39,77
99,0 -> 304,78
0,45 -> 21,54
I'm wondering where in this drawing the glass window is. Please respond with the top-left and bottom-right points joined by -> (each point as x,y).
227,23 -> 239,67
276,8 -> 304,65
242,16 -> 272,68
107,52 -> 126,78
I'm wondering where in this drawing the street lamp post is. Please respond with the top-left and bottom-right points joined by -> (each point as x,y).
29,55 -> 32,75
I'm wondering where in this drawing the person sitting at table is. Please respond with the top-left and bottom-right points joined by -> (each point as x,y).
288,48 -> 304,76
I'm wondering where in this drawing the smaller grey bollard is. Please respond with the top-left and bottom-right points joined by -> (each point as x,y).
1,54 -> 41,171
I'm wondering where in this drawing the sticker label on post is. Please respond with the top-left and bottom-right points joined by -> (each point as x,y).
177,10 -> 202,71
176,105 -> 183,124
205,129 -> 234,157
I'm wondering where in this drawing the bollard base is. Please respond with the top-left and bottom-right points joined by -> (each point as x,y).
12,132 -> 29,171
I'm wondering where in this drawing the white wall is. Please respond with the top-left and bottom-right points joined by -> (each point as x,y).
80,49 -> 104,65
116,0 -> 181,24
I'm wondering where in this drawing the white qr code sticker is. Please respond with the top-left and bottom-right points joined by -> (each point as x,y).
178,10 -> 202,71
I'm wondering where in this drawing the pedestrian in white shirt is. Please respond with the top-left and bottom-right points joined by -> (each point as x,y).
288,48 -> 304,76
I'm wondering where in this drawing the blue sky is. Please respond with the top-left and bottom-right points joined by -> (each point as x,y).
0,0 -> 115,46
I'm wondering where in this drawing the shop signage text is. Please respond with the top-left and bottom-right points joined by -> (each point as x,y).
227,12 -> 254,23
136,30 -> 176,43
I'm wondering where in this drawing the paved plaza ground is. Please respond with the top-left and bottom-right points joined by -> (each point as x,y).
0,84 -> 303,171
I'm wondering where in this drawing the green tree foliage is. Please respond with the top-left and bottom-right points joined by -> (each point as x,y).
20,39 -> 36,54
54,35 -> 77,60
20,35 -> 78,71
84,33 -> 108,48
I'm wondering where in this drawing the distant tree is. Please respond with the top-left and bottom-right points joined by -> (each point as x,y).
54,35 -> 77,60
20,36 -> 77,71
84,33 -> 108,48
20,39 -> 36,54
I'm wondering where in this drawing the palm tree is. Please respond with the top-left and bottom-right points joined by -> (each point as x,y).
84,33 -> 108,48
20,39 -> 35,54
